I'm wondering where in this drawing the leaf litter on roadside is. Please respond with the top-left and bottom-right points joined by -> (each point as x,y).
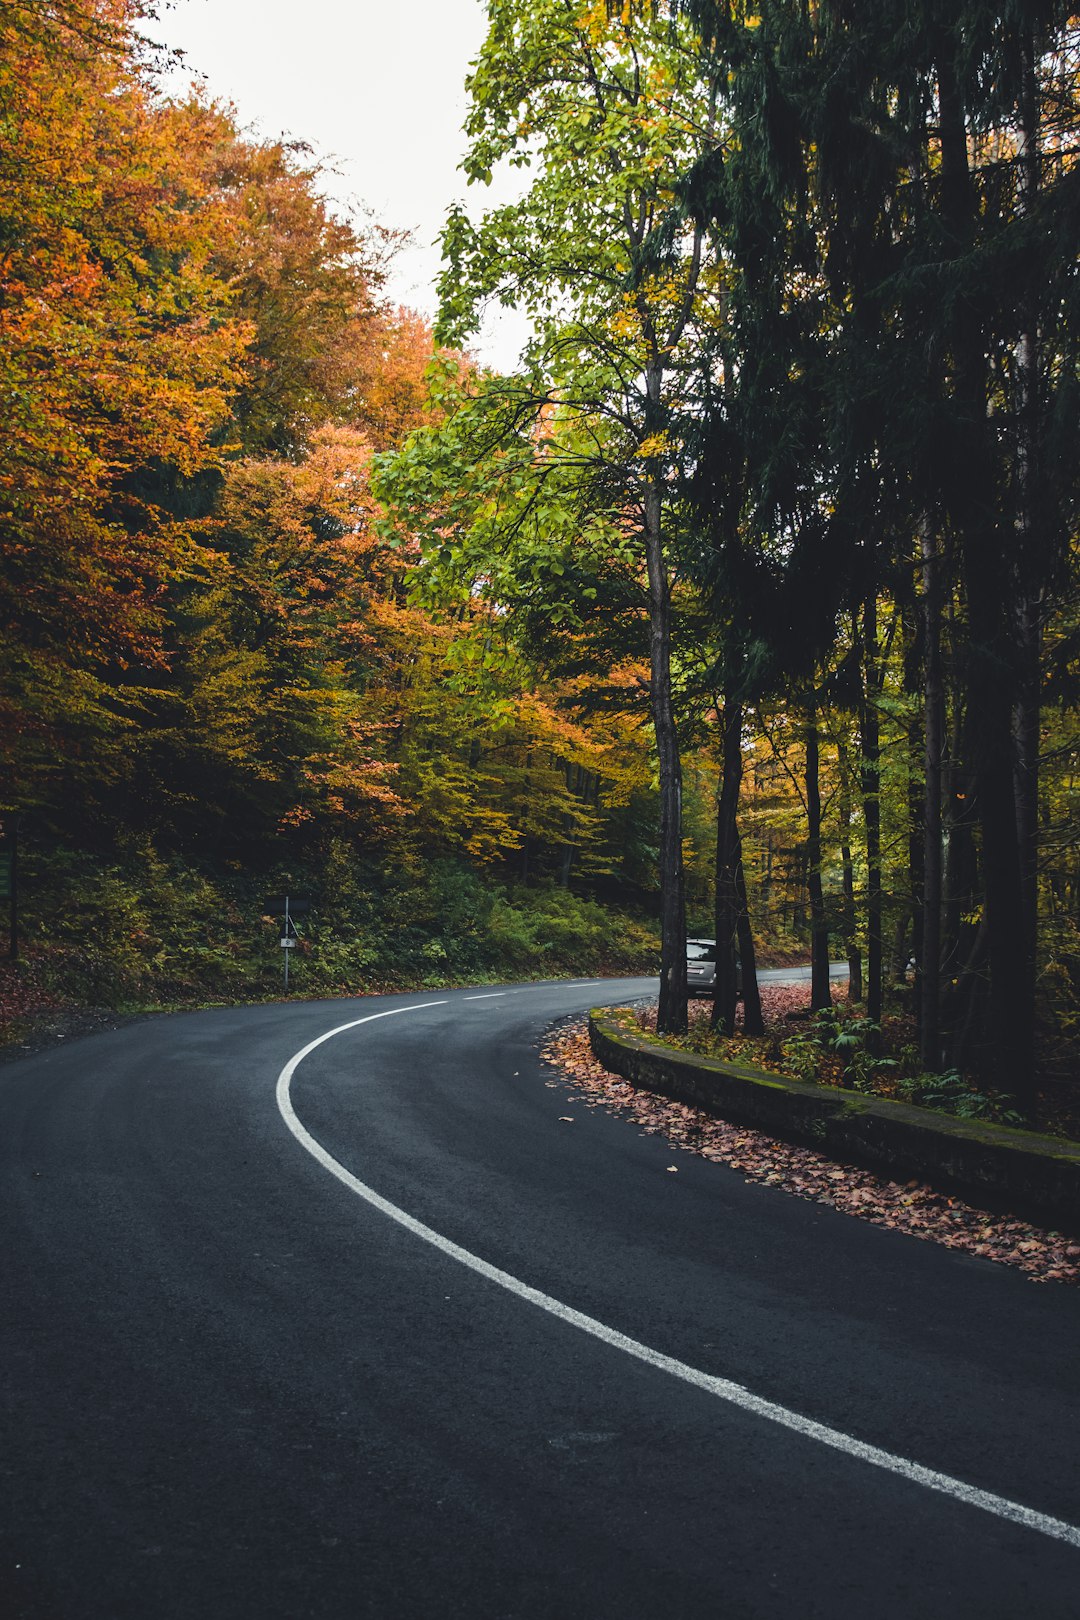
539,1008 -> 1080,1287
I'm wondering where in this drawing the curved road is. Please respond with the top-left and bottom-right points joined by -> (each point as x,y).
2,977 -> 1079,1617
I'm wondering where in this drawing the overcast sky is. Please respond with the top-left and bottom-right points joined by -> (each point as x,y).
149,0 -> 527,367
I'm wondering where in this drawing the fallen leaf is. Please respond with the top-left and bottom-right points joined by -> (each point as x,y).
540,1012 -> 1080,1289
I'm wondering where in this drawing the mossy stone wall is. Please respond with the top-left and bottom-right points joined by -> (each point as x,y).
589,1013 -> 1080,1235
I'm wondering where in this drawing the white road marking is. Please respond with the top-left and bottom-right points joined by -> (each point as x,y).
516,980 -> 629,992
275,1002 -> 1080,1552
464,993 -> 507,1001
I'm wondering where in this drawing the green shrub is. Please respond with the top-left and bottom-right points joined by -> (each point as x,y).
17,836 -> 658,1011
894,1069 -> 1025,1127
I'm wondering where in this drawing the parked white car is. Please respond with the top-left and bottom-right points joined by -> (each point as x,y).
686,938 -> 742,998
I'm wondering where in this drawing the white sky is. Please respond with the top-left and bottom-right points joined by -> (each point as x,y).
149,0 -> 528,369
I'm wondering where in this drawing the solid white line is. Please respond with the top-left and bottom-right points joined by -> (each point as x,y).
464,993 -> 507,1001
275,1003 -> 1080,1552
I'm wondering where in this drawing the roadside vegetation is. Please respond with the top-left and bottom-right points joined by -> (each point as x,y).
0,853 -> 660,1056
624,994 -> 1050,1133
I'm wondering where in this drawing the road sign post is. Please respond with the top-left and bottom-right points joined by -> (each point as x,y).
265,894 -> 310,990
283,897 -> 296,990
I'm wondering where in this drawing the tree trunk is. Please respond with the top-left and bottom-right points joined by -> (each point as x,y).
761,839 -> 774,931
903,597 -> 924,994
1010,18 -> 1041,1104
938,47 -> 1032,1108
643,386 -> 687,1034
805,695 -> 832,1012
712,695 -> 742,1034
859,598 -> 883,1029
920,517 -> 945,1070
735,831 -> 764,1035
558,761 -> 576,887
521,752 -> 533,884
941,703 -> 983,1059
836,739 -> 863,1003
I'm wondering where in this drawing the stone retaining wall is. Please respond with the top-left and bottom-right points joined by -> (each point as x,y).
589,1012 -> 1080,1235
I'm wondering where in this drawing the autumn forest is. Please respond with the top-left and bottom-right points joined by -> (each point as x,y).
2,0 -> 1079,1126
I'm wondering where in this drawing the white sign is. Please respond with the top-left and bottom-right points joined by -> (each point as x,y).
280,937 -> 297,949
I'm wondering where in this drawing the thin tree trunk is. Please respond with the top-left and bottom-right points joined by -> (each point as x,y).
521,752 -> 532,884
859,598 -> 883,1029
941,704 -> 983,1060
805,694 -> 831,1012
643,383 -> 687,1034
761,839 -> 774,931
734,831 -> 764,1035
1011,18 -> 1041,1102
836,739 -> 863,1003
712,694 -> 742,1034
558,761 -> 574,887
941,663 -> 971,985
903,597 -> 924,992
920,517 -> 945,1070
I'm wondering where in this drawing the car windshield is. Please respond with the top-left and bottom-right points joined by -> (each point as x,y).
686,942 -> 716,962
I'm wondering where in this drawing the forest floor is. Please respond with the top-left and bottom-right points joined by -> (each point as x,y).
0,956 -> 143,1064
543,982 -> 1080,1287
643,982 -> 1080,1141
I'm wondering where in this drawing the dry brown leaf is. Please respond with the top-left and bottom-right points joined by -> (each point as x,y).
541,1012 -> 1079,1288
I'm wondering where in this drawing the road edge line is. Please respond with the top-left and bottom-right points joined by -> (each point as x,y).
276,1001 -> 1080,1553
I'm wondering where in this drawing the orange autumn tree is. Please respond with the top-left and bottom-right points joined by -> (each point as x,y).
0,0 -> 249,809
151,423 -> 413,855
0,3 -> 414,849
1,2 -> 664,970
192,115 -> 402,458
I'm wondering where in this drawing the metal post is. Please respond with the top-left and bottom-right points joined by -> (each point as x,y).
284,896 -> 290,990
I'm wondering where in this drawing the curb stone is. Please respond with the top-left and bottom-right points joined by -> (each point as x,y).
589,1011 -> 1080,1236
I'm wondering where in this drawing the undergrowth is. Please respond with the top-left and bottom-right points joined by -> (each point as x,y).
0,838 -> 660,1042
642,997 -> 1032,1131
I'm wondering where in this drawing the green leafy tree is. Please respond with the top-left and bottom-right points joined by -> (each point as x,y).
399,0 -> 722,1030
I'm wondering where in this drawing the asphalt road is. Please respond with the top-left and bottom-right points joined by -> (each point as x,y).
3,976 -> 1080,1618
